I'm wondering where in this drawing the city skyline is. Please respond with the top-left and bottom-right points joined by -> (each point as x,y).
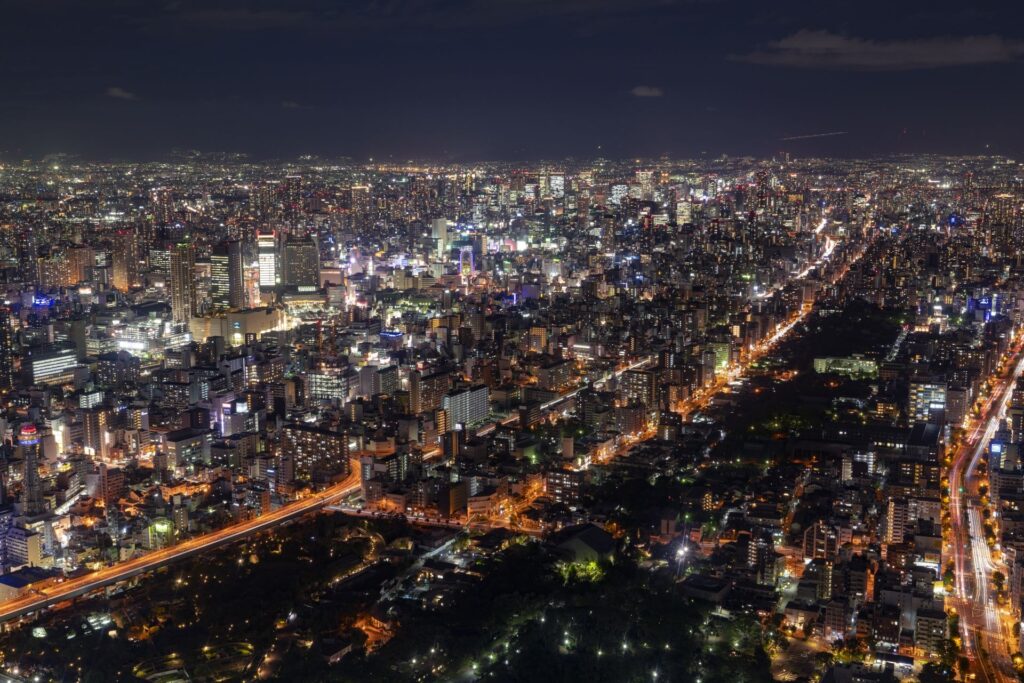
3,1 -> 1024,680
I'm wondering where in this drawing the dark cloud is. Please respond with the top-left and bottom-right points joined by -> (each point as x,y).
631,85 -> 664,97
159,0 -> 682,32
2,0 -> 1024,159
105,86 -> 138,100
735,30 -> 1024,70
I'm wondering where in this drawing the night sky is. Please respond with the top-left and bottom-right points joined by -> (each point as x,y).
3,0 -> 1023,161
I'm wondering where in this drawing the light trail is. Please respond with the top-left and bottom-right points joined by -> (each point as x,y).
948,337 -> 1024,682
0,463 -> 362,624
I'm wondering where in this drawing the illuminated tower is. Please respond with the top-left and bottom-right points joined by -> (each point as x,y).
18,424 -> 45,517
349,186 -> 371,231
111,229 -> 142,291
151,187 -> 175,225
282,175 -> 303,220
431,218 -> 448,258
227,240 -> 246,309
283,236 -> 320,290
0,308 -> 13,391
458,246 -> 475,279
169,240 -> 197,323
211,240 -> 246,309
257,231 -> 279,290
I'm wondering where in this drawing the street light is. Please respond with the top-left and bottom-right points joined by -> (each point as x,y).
676,545 -> 689,577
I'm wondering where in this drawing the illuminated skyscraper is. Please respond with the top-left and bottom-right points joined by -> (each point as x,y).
111,229 -> 142,291
431,218 -> 448,258
282,175 -> 303,219
227,240 -> 245,308
211,240 -> 245,309
18,424 -> 45,517
67,245 -> 94,284
283,237 -> 320,290
349,186 -> 372,231
257,231 -> 279,289
151,187 -> 175,225
0,308 -> 13,391
170,240 -> 197,323
36,251 -> 70,290
636,169 -> 654,200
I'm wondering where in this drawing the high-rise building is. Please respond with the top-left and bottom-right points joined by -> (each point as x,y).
111,230 -> 142,291
67,245 -> 95,284
36,251 -> 71,290
210,246 -> 231,310
409,369 -> 451,415
280,423 -> 350,483
170,241 -> 197,323
18,424 -> 45,517
82,407 -> 109,458
442,385 -> 489,427
151,187 -> 175,225
227,240 -> 245,309
0,308 -> 13,391
282,175 -> 303,218
283,237 -> 320,290
149,245 -> 171,275
257,232 -> 279,289
431,218 -> 448,258
349,186 -> 372,231
210,241 -> 245,310
621,369 -> 658,407
24,346 -> 78,386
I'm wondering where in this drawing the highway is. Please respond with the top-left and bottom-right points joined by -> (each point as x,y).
0,465 -> 362,624
948,336 -> 1024,683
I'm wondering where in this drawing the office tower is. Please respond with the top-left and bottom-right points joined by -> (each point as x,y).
170,240 -> 197,323
576,190 -> 590,230
431,218 -> 448,258
0,308 -> 13,391
257,231 -> 279,289
111,229 -> 142,291
909,378 -> 947,423
211,241 -> 245,309
18,424 -> 45,517
149,245 -> 171,275
283,237 -> 320,290
549,174 -> 565,199
227,240 -> 245,309
636,169 -> 654,200
24,346 -> 78,386
210,245 -> 231,309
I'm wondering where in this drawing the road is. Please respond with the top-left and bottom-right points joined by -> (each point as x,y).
949,336 -> 1024,683
0,464 -> 362,624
